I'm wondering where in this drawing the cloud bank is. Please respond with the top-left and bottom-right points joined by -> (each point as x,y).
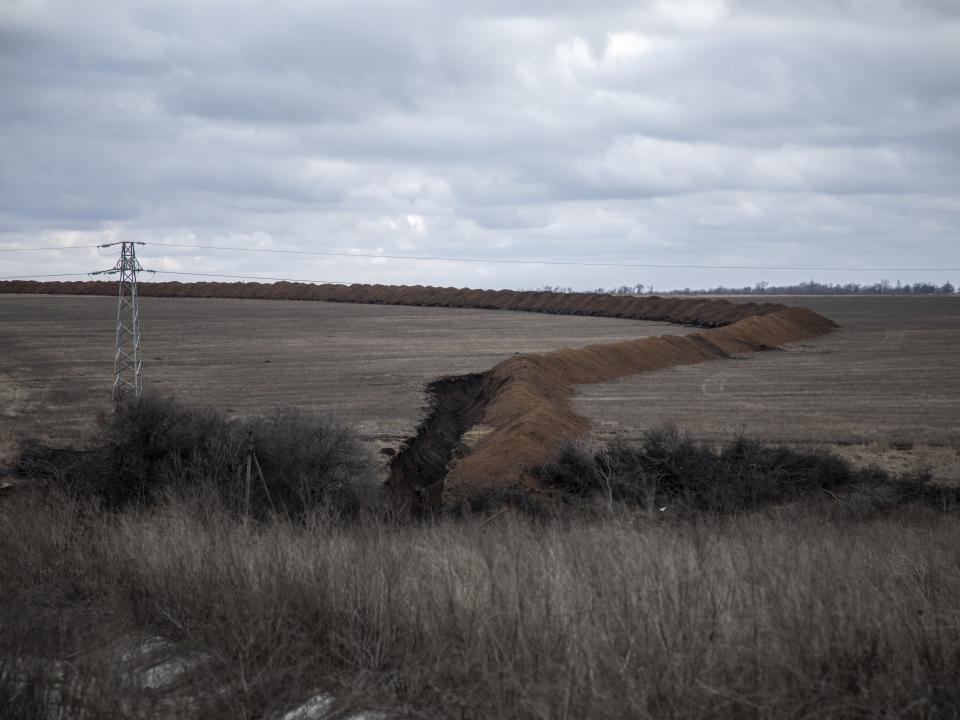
2,0 -> 958,289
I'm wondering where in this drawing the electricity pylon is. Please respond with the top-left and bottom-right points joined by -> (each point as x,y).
91,241 -> 153,403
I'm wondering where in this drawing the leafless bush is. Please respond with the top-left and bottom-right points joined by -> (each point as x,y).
530,427 -> 949,516
5,394 -> 375,518
452,487 -> 545,517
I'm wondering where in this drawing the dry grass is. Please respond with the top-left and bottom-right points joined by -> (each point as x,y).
2,492 -> 959,718
837,443 -> 960,487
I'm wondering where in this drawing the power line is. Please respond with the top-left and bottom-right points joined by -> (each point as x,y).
2,239 -> 957,272
0,270 -> 348,284
152,270 -> 349,284
0,244 -> 102,252
147,241 -> 959,272
0,272 -> 95,279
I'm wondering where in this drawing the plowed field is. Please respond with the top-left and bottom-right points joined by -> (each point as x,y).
0,294 -> 681,460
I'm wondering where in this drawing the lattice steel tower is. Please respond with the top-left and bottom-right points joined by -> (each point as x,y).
92,241 -> 151,402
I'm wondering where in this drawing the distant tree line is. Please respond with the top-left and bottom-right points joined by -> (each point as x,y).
539,284 -> 651,295
539,280 -> 956,296
662,279 -> 956,296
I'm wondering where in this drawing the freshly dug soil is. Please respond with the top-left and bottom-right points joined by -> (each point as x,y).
385,373 -> 487,513
446,305 -> 837,500
1,281 -> 838,507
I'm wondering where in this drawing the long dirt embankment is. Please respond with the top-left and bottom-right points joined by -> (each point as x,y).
0,281 -> 838,509
439,307 -> 837,502
1,279 -> 785,327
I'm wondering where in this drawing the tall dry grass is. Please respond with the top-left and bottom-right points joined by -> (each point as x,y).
2,491 -> 959,718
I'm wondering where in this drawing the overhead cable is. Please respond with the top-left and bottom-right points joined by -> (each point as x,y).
2,240 -> 957,272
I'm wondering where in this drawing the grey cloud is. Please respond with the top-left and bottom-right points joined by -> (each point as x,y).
1,0 -> 958,290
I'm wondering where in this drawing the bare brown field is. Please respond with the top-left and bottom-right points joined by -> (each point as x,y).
0,294 -> 682,463
575,295 -> 960,482
5,285 -> 951,497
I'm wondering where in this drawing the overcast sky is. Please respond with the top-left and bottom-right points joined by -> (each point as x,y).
2,0 -> 958,291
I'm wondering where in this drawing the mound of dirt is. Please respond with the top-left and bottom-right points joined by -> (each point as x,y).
0,280 -> 791,328
440,305 -> 837,499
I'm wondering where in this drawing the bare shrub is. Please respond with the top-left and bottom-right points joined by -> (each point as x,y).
242,408 -> 372,517
5,394 -> 374,518
453,487 -> 544,518
530,427 -> 948,515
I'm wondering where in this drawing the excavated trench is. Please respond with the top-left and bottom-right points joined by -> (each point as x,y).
385,373 -> 488,513
385,309 -> 839,510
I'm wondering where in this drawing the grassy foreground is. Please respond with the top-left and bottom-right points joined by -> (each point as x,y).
2,491 -> 959,719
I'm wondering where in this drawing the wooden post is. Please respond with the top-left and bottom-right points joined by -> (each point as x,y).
244,429 -> 254,517
252,452 -> 276,514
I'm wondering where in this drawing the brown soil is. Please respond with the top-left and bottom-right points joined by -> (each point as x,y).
0,280 -> 786,328
0,281 -> 837,506
385,373 -> 487,513
445,305 -> 836,500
